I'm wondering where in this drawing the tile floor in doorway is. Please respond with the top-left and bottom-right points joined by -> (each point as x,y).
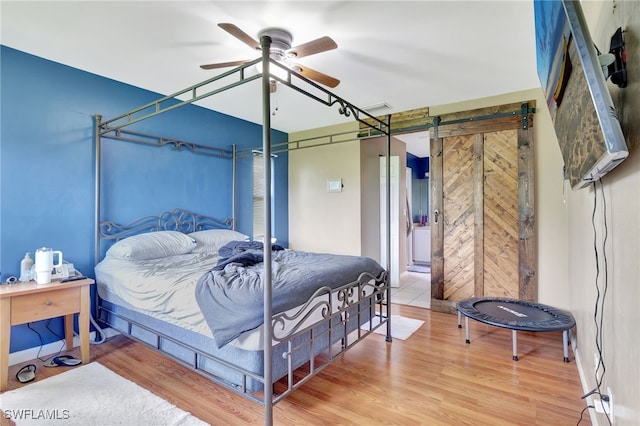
392,271 -> 431,309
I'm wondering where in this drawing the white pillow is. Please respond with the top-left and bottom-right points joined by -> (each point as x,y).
106,231 -> 196,260
189,229 -> 249,253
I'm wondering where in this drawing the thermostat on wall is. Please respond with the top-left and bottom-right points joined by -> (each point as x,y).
327,178 -> 342,193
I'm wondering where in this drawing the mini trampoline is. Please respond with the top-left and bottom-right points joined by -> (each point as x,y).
456,297 -> 576,362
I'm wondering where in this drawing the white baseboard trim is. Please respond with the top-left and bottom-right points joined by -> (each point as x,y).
8,328 -> 120,366
573,343 -> 599,426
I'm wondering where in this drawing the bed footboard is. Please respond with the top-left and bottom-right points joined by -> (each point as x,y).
97,269 -> 389,404
270,270 -> 389,403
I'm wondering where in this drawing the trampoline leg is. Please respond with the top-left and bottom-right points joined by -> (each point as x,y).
457,311 -> 462,328
465,317 -> 470,344
512,330 -> 518,361
563,330 -> 570,362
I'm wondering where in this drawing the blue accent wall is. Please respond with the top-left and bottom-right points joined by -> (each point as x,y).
1,46 -> 288,352
407,153 -> 429,179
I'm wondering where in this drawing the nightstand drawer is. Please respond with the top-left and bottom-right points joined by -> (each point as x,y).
11,287 -> 80,325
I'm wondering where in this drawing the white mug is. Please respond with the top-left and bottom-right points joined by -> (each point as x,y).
34,247 -> 63,284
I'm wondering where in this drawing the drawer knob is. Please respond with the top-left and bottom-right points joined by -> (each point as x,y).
45,300 -> 52,306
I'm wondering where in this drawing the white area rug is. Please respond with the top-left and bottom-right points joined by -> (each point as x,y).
361,315 -> 424,340
0,362 -> 208,426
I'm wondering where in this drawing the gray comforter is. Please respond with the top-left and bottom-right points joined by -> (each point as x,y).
195,250 -> 385,348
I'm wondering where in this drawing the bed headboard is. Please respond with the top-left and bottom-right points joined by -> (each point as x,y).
99,208 -> 233,242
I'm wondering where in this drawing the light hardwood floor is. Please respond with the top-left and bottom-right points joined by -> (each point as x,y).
5,305 -> 590,425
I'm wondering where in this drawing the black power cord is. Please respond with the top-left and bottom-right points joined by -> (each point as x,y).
577,405 -> 595,426
23,261 -> 107,367
596,180 -> 610,391
578,180 -> 612,425
27,320 -> 65,363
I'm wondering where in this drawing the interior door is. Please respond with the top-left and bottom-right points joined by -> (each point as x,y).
380,156 -> 400,287
430,102 -> 536,313
442,134 -> 475,301
406,167 -> 413,264
482,130 -> 519,297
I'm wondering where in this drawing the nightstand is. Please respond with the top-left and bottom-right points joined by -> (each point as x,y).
0,278 -> 94,391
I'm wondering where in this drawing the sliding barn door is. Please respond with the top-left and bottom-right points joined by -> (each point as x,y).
481,130 -> 520,297
441,134 -> 476,301
430,103 -> 535,313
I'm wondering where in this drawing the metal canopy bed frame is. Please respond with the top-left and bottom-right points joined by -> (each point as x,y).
94,35 -> 393,425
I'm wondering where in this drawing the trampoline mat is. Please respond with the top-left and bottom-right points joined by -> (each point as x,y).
456,297 -> 576,332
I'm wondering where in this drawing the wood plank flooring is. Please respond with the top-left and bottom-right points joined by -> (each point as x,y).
5,305 -> 590,425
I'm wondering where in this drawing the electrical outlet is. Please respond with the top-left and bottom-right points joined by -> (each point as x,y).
592,387 -> 614,424
593,397 -> 609,414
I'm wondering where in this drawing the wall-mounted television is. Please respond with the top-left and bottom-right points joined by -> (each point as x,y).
534,0 -> 628,189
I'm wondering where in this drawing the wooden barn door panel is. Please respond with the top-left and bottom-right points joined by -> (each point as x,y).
442,134 -> 475,301
431,124 -> 534,313
439,131 -> 520,303
483,130 -> 519,298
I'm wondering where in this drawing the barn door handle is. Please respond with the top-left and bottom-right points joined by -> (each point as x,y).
434,209 -> 440,224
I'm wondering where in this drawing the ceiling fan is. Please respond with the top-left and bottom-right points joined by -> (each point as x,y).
200,23 -> 340,90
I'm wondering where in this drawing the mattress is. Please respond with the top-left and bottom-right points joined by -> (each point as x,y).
95,252 -> 375,351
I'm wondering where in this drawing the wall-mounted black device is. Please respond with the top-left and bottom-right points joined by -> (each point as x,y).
608,27 -> 627,88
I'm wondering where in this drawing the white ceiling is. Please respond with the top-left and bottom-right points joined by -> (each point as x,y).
1,0 -> 540,152
395,131 -> 431,158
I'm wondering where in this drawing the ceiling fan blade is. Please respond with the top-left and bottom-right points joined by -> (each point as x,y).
200,60 -> 250,70
294,64 -> 340,88
288,36 -> 337,59
218,23 -> 260,50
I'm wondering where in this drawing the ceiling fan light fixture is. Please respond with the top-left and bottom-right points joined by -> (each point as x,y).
269,48 -> 286,61
255,61 -> 290,82
206,23 -> 340,89
259,28 -> 293,48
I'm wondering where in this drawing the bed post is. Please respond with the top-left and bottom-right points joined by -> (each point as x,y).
259,34 -> 274,426
94,115 -> 102,267
384,114 -> 393,342
232,144 -> 237,230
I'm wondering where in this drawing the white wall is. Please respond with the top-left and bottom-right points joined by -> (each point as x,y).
568,2 -> 640,425
288,123 -> 407,265
288,122 -> 362,254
